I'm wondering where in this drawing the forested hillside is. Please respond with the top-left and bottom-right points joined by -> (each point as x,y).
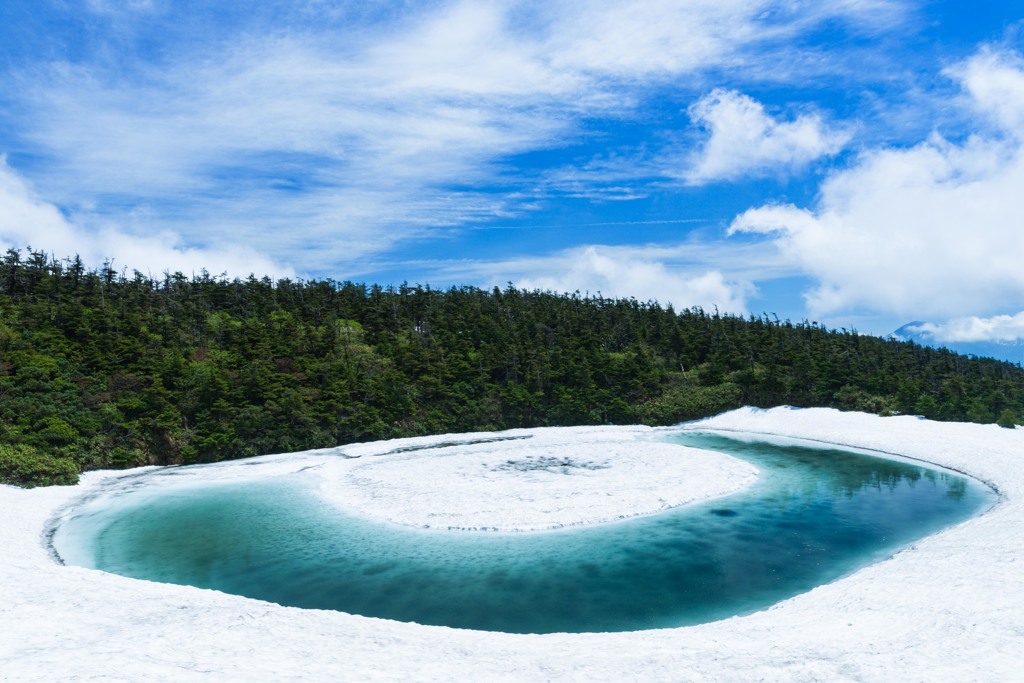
2,250 -> 1021,486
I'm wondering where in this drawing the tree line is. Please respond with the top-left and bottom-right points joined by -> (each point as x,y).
1,249 -> 1020,487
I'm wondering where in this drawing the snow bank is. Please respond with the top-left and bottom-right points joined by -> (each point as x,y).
1,408 -> 1022,681
318,425 -> 758,531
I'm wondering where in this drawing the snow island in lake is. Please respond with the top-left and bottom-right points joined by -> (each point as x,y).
2,407 -> 1023,681
318,427 -> 759,531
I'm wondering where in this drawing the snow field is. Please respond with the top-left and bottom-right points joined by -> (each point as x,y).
1,407 -> 1022,681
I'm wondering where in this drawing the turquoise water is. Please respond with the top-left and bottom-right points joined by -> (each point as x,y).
53,432 -> 995,633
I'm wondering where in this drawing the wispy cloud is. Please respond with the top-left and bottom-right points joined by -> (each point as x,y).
0,157 -> 292,277
2,0 -> 911,276
84,0 -> 157,14
533,89 -> 852,199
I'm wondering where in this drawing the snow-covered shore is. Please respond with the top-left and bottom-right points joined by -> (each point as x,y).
2,407 -> 1022,681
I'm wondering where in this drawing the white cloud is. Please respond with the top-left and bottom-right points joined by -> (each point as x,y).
14,3 -> 582,271
951,47 -> 1024,135
421,241 -> 765,312
684,89 -> 850,184
515,246 -> 752,311
535,89 -> 851,197
4,0 -> 910,277
542,0 -> 908,78
728,47 -> 1024,321
544,1 -> 766,77
907,313 -> 1024,343
0,158 -> 292,278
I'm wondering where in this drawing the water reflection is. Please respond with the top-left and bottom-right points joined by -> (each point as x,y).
54,431 -> 994,634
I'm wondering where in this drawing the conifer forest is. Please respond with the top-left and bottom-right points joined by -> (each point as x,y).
2,250 -> 1021,486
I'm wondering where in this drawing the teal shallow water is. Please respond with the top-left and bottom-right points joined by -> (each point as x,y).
53,431 -> 995,633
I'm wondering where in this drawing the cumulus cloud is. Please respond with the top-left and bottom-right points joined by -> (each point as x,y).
515,247 -> 752,312
684,89 -> 850,184
0,158 -> 292,278
951,47 -> 1024,134
728,46 -> 1024,330
425,242 -> 762,313
906,313 -> 1024,343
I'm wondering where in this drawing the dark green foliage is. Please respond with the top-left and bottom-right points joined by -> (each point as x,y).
997,409 -> 1018,429
0,443 -> 79,487
1,248 -> 1022,487
636,381 -> 743,425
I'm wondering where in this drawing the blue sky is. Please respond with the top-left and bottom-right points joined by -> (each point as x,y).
2,1 -> 1024,343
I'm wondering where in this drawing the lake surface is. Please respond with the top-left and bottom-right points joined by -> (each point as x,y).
52,431 -> 995,633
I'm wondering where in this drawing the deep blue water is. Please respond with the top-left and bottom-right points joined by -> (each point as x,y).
53,431 -> 995,633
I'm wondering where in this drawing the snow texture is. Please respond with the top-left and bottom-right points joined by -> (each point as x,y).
2,408 -> 1022,681
317,425 -> 758,531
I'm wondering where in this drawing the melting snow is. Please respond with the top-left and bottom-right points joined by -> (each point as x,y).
317,425 -> 758,531
1,407 -> 1022,681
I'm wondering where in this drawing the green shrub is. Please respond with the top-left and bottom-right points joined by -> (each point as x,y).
32,416 -> 79,445
997,409 -> 1018,429
0,443 -> 80,488
637,382 -> 743,425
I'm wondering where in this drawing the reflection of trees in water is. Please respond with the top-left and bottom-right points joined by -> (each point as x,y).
802,450 -> 970,503
680,434 -> 968,511
821,452 -> 922,497
776,449 -> 936,504
70,434 -> 988,634
943,476 -> 967,501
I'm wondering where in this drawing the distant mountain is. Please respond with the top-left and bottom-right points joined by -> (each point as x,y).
891,322 -> 1024,366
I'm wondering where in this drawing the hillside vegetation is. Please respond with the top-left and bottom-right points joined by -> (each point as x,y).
2,250 -> 1021,486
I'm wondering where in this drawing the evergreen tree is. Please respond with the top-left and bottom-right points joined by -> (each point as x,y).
1,253 -> 1021,486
